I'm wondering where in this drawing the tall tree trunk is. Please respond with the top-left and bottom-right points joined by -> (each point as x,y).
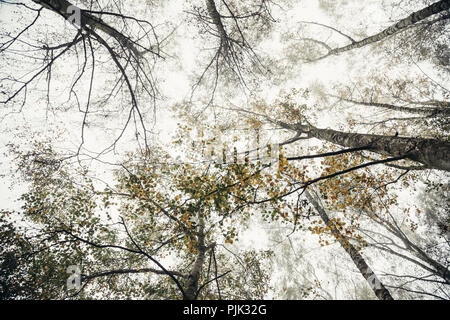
206,0 -> 229,53
305,190 -> 394,300
291,123 -> 450,171
184,217 -> 207,300
392,227 -> 450,284
315,0 -> 450,60
411,246 -> 450,284
340,97 -> 450,117
362,210 -> 450,284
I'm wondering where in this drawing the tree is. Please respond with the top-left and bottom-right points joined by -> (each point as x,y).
187,0 -> 276,108
1,141 -> 278,299
298,148 -> 449,298
297,0 -> 450,62
228,99 -> 449,171
304,189 -> 393,300
204,88 -> 449,298
349,178 -> 450,298
1,0 -> 449,301
1,0 -> 165,153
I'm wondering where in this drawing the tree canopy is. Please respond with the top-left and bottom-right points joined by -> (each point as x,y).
0,0 -> 449,300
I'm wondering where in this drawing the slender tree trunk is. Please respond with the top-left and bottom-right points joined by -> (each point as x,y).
415,100 -> 450,109
305,190 -> 394,300
364,210 -> 450,284
413,246 -> 450,284
292,123 -> 450,171
315,0 -> 450,60
184,217 -> 207,300
340,97 -> 450,117
394,229 -> 450,284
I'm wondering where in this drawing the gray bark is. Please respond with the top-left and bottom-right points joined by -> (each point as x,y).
341,98 -> 450,117
410,244 -> 450,284
206,0 -> 229,54
290,123 -> 450,171
184,217 -> 208,300
387,222 -> 450,284
305,190 -> 394,300
362,210 -> 450,284
314,0 -> 450,60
